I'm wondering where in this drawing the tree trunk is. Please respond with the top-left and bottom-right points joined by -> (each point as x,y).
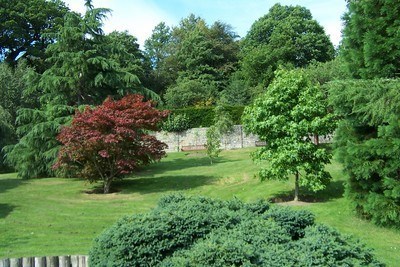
294,171 -> 299,202
314,133 -> 319,145
103,178 -> 113,194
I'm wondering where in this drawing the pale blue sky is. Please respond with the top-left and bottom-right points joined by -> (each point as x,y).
63,0 -> 347,48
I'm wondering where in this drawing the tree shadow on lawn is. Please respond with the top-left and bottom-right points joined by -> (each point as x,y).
137,155 -> 237,176
270,180 -> 345,203
114,175 -> 217,195
0,203 -> 16,219
0,177 -> 25,194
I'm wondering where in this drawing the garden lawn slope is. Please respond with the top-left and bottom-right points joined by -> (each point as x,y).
0,148 -> 399,265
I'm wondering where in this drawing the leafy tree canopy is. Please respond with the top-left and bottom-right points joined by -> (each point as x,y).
0,61 -> 38,122
54,94 -> 169,193
341,0 -> 400,79
164,78 -> 217,108
241,3 -> 335,87
242,69 -> 337,201
145,14 -> 240,101
0,0 -> 69,68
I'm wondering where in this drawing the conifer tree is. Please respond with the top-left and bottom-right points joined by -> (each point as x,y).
341,0 -> 400,78
329,79 -> 400,227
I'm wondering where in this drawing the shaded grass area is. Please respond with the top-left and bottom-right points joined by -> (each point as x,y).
0,148 -> 399,266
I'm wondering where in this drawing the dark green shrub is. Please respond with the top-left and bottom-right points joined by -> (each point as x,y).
89,195 -> 270,267
263,206 -> 315,240
295,225 -> 384,266
89,194 -> 383,267
161,219 -> 290,266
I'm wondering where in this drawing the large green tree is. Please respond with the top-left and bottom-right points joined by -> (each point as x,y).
341,0 -> 400,79
329,79 -> 400,227
6,0 -> 156,179
145,15 -> 240,106
242,69 -> 337,201
241,4 -> 334,87
0,0 -> 69,68
144,22 -> 174,95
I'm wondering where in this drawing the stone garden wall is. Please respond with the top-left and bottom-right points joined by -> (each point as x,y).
153,125 -> 259,152
153,125 -> 334,152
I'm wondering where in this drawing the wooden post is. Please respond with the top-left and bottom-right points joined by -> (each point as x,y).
0,258 -> 11,267
34,257 -> 46,267
71,256 -> 78,267
22,258 -> 33,267
46,256 -> 59,267
59,256 -> 71,267
9,258 -> 21,267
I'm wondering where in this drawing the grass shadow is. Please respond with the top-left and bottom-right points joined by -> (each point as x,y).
270,180 -> 345,203
0,203 -> 15,219
137,154 -> 236,176
0,177 -> 24,194
114,175 -> 217,195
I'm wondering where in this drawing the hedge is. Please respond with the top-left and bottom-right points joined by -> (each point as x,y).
166,106 -> 245,129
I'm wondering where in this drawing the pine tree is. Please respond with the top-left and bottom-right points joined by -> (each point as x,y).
329,79 -> 400,227
341,0 -> 400,78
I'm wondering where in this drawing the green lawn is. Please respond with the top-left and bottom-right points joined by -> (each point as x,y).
0,148 -> 399,266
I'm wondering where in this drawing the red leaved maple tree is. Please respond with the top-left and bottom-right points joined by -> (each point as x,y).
54,94 -> 169,193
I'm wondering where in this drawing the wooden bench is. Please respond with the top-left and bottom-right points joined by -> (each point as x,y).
255,141 -> 267,147
181,145 -> 206,151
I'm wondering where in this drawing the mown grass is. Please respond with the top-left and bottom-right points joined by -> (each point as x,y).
0,148 -> 399,266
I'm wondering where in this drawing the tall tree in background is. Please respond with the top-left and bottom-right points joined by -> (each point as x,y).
0,0 -> 69,70
243,70 -> 337,201
341,0 -> 400,79
145,15 -> 239,106
104,31 -> 156,99
144,22 -> 174,95
241,4 -> 334,88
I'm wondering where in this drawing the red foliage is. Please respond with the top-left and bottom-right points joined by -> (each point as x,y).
54,94 -> 169,193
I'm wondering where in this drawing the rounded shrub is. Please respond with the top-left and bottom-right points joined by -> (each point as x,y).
89,194 -> 383,267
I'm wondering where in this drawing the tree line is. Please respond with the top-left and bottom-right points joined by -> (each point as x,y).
0,0 -> 399,227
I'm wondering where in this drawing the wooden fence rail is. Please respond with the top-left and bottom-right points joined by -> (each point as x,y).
0,255 -> 88,267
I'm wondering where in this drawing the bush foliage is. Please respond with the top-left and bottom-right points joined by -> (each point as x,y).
89,194 -> 382,266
